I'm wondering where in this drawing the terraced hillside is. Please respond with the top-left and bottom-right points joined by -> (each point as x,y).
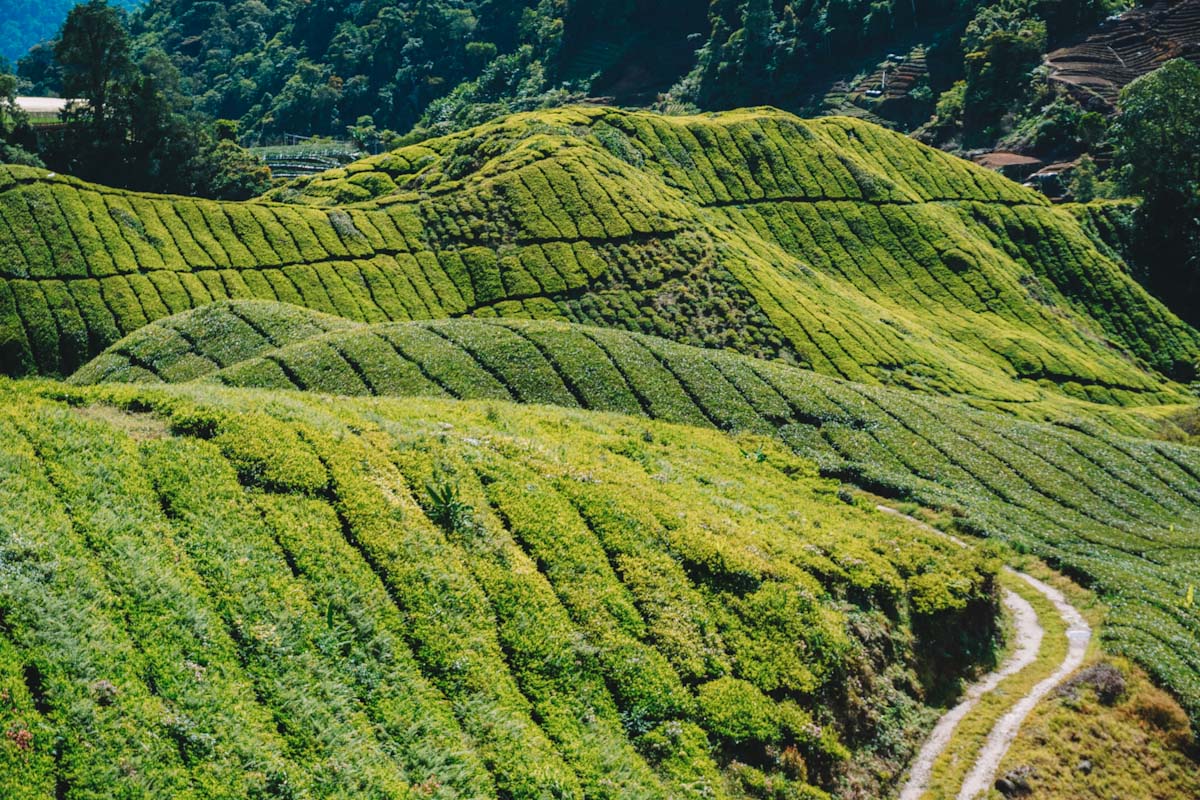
5,100 -> 1200,799
820,48 -> 931,130
1046,0 -> 1200,110
0,377 -> 998,800
2,107 -> 1197,417
72,302 -> 1200,728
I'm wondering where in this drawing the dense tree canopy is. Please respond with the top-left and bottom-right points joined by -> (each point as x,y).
30,0 -> 270,198
8,0 -> 1132,147
1111,58 -> 1200,326
0,0 -> 1180,214
115,0 -> 574,139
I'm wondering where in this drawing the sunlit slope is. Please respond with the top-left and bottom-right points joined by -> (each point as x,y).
73,302 -> 1200,726
2,107 -> 1196,407
0,379 -> 997,800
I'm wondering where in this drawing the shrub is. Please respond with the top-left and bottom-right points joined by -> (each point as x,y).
210,412 -> 329,494
696,676 -> 781,746
1058,661 -> 1127,706
1130,687 -> 1191,743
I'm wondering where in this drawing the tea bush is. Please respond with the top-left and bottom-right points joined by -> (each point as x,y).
1,107 -> 1195,411
70,306 -> 1200,729
0,379 -> 1001,798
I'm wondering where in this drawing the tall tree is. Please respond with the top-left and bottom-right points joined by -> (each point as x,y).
54,0 -> 132,133
40,1 -> 270,198
1111,58 -> 1200,330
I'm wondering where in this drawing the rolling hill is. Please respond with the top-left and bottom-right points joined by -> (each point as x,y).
1,107 -> 1197,423
71,301 -> 1200,730
3,105 -> 1200,796
0,377 -> 997,800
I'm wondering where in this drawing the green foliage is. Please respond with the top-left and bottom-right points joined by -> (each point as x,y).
696,677 -> 782,745
913,0 -> 1123,151
209,412 -> 330,494
1001,94 -> 1108,158
8,0 -> 1125,175
0,0 -> 138,63
1110,58 -> 1200,329
961,3 -> 1047,139
199,140 -> 273,201
69,302 -> 1200,731
108,0 -> 576,139
6,106 -> 1195,406
0,70 -> 41,168
1070,155 -> 1099,203
1112,59 -> 1200,203
687,0 -> 954,108
16,2 -> 272,199
0,378 -> 1002,797
54,0 -> 131,132
6,0 -> 1112,161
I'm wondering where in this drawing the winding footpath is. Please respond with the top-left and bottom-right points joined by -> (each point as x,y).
878,507 -> 1093,800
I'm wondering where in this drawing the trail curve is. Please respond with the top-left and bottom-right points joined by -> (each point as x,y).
878,506 -> 1093,800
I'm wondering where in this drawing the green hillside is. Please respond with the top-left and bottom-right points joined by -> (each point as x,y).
0,377 -> 997,800
5,105 -> 1200,793
2,107 -> 1197,419
72,301 -> 1200,727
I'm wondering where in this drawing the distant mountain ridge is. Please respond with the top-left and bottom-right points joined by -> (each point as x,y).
0,0 -> 140,63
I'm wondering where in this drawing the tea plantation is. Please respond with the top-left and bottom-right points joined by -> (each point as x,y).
72,302 -> 1200,729
1,108 -> 1197,416
2,105 -> 1200,797
0,378 -> 998,800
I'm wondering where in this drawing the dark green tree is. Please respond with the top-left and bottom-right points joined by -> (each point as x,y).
1069,154 -> 1098,203
197,138 -> 272,199
40,1 -> 271,198
15,41 -> 62,95
961,3 -> 1046,140
741,0 -> 776,89
1111,58 -> 1200,329
55,0 -> 132,134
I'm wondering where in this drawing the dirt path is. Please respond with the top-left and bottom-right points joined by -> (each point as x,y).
955,573 -> 1090,800
898,588 -> 1042,800
878,507 -> 1093,800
